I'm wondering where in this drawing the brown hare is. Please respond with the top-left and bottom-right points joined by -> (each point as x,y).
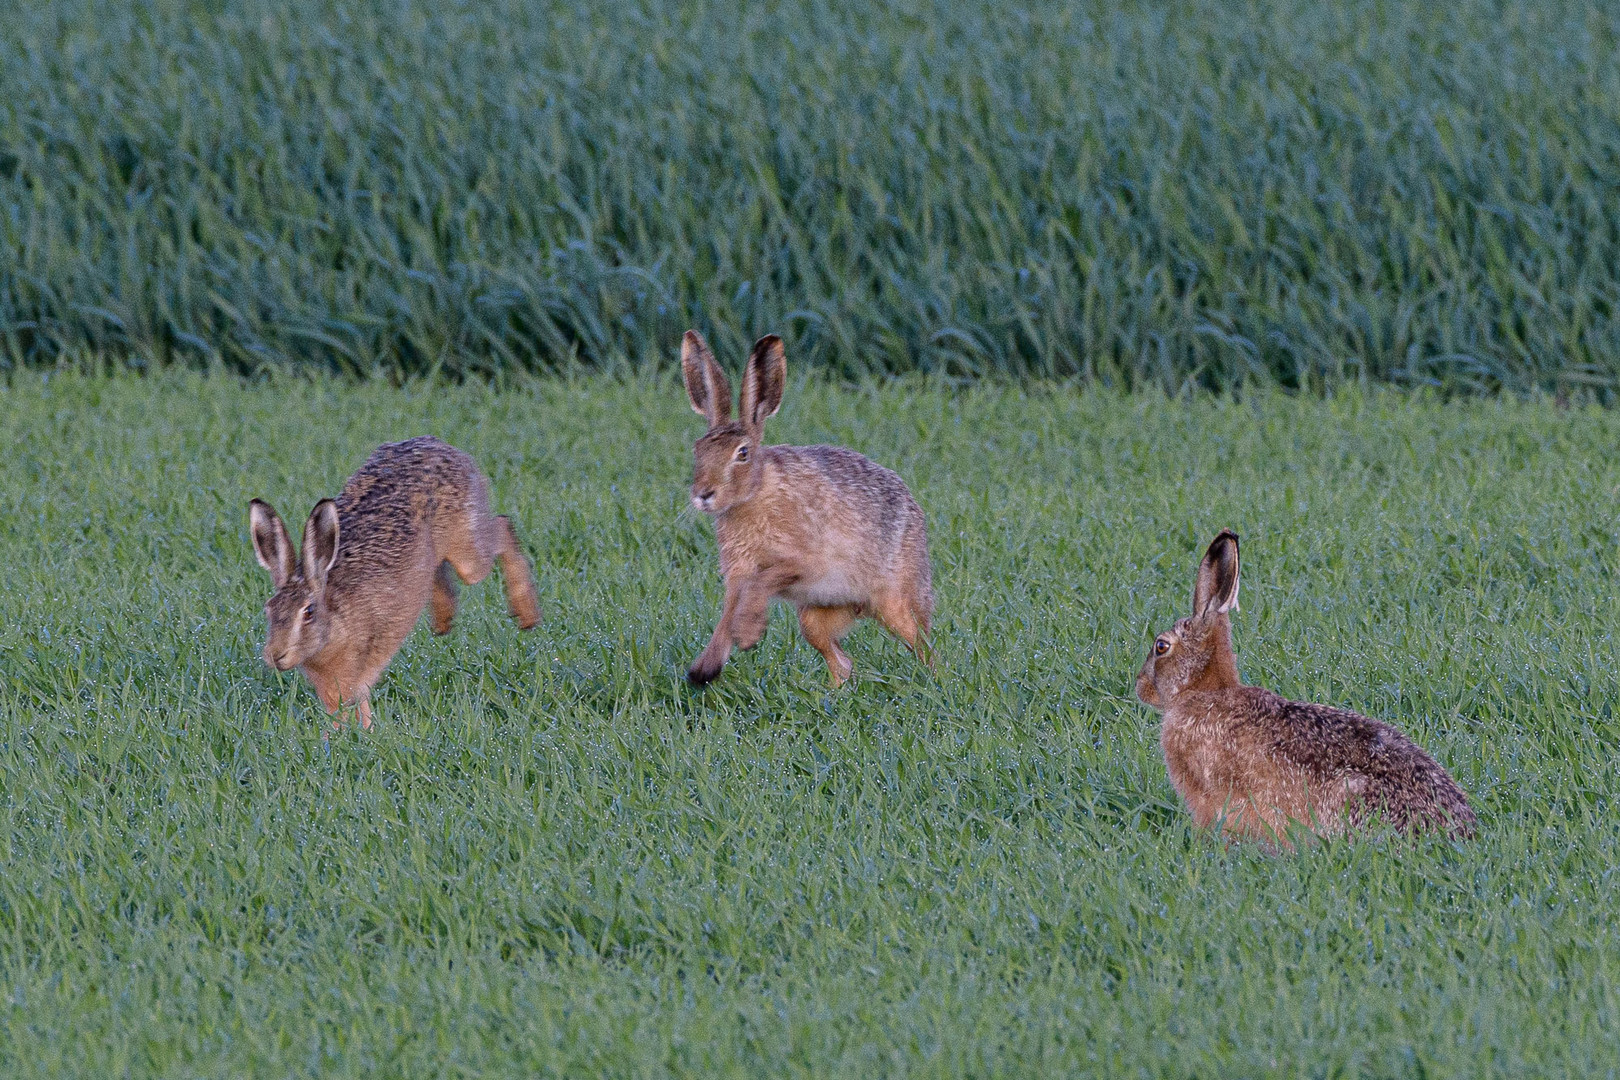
250,436 -> 541,729
681,330 -> 933,686
1136,530 -> 1475,846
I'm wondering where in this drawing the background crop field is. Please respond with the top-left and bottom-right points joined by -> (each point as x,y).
3,0 -> 1620,390
1,373 -> 1618,1075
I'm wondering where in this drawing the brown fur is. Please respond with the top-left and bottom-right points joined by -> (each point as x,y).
681,331 -> 933,686
250,437 -> 540,729
1136,530 -> 1475,846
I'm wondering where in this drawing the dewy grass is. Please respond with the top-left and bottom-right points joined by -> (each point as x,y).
0,371 -> 1617,1075
2,0 -> 1620,390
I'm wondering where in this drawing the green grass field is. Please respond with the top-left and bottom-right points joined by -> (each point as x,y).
4,0 -> 1620,389
1,372 -> 1617,1075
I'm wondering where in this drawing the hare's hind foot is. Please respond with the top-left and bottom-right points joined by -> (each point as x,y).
431,561 -> 459,635
688,650 -> 727,685
798,605 -> 857,687
504,567 -> 541,630
913,632 -> 938,673
823,651 -> 853,687
493,516 -> 541,630
871,591 -> 934,670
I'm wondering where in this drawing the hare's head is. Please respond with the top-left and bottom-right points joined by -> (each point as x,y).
249,498 -> 340,671
1136,529 -> 1243,708
682,331 -> 785,515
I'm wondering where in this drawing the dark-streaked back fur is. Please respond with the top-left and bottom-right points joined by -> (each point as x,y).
1190,686 -> 1476,836
328,437 -> 475,592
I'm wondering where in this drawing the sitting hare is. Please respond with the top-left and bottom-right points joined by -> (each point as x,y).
250,436 -> 540,729
681,330 -> 933,686
1136,530 -> 1475,845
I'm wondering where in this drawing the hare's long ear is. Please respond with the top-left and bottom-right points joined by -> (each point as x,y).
1193,529 -> 1241,616
681,330 -> 732,429
739,334 -> 786,433
250,500 -> 295,586
302,499 -> 340,591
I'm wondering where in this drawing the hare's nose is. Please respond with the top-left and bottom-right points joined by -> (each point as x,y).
696,489 -> 715,501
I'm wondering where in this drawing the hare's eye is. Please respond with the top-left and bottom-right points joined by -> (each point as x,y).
735,444 -> 749,462
302,603 -> 316,622
1154,638 -> 1172,657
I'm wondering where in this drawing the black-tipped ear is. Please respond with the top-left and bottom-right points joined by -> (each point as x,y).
681,330 -> 733,429
1193,529 -> 1241,616
739,334 -> 786,432
302,500 -> 340,589
250,499 -> 295,586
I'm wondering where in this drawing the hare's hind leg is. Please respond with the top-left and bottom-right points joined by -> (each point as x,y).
798,604 -> 857,687
879,522 -> 935,668
487,515 -> 541,629
871,589 -> 933,670
444,512 -> 541,630
431,561 -> 460,635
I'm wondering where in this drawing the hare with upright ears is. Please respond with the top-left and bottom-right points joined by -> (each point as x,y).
250,436 -> 541,729
681,331 -> 934,686
1136,530 -> 1475,846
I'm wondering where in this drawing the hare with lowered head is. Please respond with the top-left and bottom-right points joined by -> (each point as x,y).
1136,530 -> 1475,846
682,331 -> 933,686
250,436 -> 540,729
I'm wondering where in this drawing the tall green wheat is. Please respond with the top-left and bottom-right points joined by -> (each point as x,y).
2,0 -> 1619,389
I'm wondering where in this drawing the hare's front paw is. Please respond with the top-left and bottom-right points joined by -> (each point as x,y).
687,655 -> 725,685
